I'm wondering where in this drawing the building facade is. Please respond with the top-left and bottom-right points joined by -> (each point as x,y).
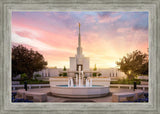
34,67 -> 126,79
69,23 -> 90,72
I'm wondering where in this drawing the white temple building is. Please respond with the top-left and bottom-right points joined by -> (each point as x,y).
69,23 -> 90,72
34,23 -> 127,80
67,23 -> 92,77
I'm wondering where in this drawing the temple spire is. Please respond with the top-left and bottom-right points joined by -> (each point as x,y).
77,23 -> 83,56
78,23 -> 81,47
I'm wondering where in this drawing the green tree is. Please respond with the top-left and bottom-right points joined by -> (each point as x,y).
63,66 -> 67,71
93,64 -> 97,77
12,45 -> 47,79
63,66 -> 67,76
93,64 -> 97,71
116,50 -> 148,80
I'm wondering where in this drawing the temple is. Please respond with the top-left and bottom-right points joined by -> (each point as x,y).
69,23 -> 90,72
34,23 -> 127,79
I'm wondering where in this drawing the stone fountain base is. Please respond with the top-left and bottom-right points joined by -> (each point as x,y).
50,86 -> 110,98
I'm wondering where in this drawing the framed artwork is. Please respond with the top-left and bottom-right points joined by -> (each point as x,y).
0,0 -> 160,114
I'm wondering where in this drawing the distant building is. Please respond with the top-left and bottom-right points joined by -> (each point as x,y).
34,67 -> 127,80
97,68 -> 127,80
34,67 -> 62,77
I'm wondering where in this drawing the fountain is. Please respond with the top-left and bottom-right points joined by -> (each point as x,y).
68,66 -> 92,87
68,77 -> 74,87
50,66 -> 110,98
49,23 -> 110,98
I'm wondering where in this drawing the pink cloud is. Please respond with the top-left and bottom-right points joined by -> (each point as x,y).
15,31 -> 31,38
12,12 -> 148,68
12,21 -> 77,51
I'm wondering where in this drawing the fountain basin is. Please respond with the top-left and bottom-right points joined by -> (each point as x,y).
50,85 -> 110,98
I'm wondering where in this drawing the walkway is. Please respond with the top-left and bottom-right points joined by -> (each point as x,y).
14,88 -> 148,102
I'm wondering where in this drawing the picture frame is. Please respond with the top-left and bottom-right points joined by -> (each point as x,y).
0,0 -> 160,114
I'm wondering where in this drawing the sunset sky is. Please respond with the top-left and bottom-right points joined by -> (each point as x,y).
11,12 -> 148,68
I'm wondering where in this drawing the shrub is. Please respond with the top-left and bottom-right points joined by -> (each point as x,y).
20,73 -> 27,81
34,74 -> 41,77
98,73 -> 102,76
62,73 -> 67,77
20,79 -> 49,84
111,78 -> 141,85
34,74 -> 41,80
92,73 -> 97,77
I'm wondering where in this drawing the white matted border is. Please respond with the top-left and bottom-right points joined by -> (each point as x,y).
0,0 -> 160,114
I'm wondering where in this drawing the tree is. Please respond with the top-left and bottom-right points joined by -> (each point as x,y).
116,50 -> 148,80
12,45 -> 47,79
63,66 -> 67,71
92,64 -> 97,77
62,66 -> 67,77
93,64 -> 97,71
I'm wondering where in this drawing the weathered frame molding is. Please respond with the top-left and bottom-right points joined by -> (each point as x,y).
0,0 -> 159,114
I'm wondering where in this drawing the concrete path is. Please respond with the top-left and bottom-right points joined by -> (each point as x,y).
13,88 -> 148,102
